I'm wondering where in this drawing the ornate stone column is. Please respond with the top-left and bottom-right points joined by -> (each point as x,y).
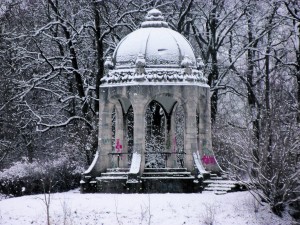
114,103 -> 126,168
131,96 -> 148,174
169,103 -> 178,167
184,100 -> 198,173
199,88 -> 219,171
98,101 -> 114,172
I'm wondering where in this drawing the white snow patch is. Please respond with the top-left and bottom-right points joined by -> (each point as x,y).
83,151 -> 98,174
193,151 -> 208,174
113,27 -> 197,68
0,191 -> 293,225
102,81 -> 209,88
129,152 -> 141,174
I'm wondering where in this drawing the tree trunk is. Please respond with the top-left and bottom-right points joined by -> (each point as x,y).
208,3 -> 219,123
93,2 -> 104,113
245,10 -> 260,164
296,24 -> 300,123
48,0 -> 88,115
297,74 -> 300,123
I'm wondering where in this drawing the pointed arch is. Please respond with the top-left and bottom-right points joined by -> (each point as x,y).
145,100 -> 167,168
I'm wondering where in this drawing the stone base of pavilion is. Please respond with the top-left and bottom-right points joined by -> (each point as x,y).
79,152 -> 239,194
80,167 -> 206,193
80,167 -> 245,194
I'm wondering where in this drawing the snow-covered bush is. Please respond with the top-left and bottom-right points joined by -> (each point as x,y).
0,156 -> 84,196
213,121 -> 300,217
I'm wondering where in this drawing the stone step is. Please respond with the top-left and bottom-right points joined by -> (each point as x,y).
142,172 -> 192,177
144,168 -> 187,172
210,176 -> 224,180
204,186 -> 232,192
101,172 -> 128,177
141,176 -> 195,180
203,179 -> 238,185
96,176 -> 128,180
206,183 -> 236,188
202,178 -> 241,194
106,168 -> 130,172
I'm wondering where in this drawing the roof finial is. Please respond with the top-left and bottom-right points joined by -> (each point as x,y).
104,56 -> 114,70
141,9 -> 168,28
134,53 -> 146,81
181,55 -> 193,75
197,57 -> 204,70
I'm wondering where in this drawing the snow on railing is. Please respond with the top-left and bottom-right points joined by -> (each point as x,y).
129,152 -> 141,174
100,68 -> 207,85
83,151 -> 99,175
127,152 -> 141,184
193,151 -> 208,175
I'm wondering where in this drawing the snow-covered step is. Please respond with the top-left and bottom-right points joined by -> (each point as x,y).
141,176 -> 194,180
144,168 -> 187,172
202,175 -> 241,194
206,183 -> 236,188
204,186 -> 232,191
142,172 -> 191,177
101,172 -> 128,177
106,168 -> 129,172
210,176 -> 224,180
96,176 -> 127,180
203,179 -> 238,184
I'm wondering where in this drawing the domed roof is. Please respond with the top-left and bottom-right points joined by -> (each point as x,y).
113,9 -> 197,69
101,9 -> 207,85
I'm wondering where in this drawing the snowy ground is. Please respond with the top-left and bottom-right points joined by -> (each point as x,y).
0,190 -> 293,225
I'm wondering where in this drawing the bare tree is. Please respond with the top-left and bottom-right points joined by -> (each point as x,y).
213,1 -> 300,216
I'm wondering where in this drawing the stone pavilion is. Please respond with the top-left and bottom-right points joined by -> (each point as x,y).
81,9 -> 223,193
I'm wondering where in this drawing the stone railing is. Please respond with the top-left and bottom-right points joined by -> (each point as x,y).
127,152 -> 142,189
193,151 -> 209,179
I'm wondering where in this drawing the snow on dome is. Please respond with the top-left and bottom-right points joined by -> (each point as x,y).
144,9 -> 164,21
113,9 -> 197,69
101,9 -> 207,85
141,8 -> 168,28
